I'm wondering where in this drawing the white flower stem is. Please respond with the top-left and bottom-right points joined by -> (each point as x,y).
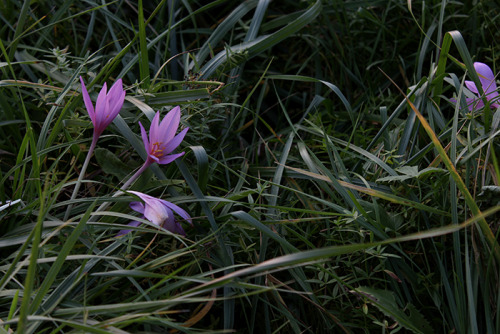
64,135 -> 98,221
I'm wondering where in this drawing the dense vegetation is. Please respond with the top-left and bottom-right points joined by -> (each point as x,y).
1,0 -> 499,332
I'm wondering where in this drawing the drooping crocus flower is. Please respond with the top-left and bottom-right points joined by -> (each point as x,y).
140,106 -> 189,166
80,76 -> 126,139
460,62 -> 499,111
117,190 -> 192,236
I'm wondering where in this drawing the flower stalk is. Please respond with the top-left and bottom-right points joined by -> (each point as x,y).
64,77 -> 125,221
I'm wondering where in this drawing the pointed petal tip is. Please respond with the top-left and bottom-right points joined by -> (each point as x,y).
130,201 -> 145,214
465,80 -> 479,94
474,62 -> 495,80
157,151 -> 185,165
80,76 -> 96,123
163,127 -> 189,154
139,121 -> 150,151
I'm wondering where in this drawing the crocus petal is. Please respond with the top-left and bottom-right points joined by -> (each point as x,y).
159,207 -> 186,236
163,127 -> 189,154
451,97 -> 471,111
117,220 -> 141,237
143,203 -> 170,226
488,91 -> 500,105
107,79 -> 125,121
149,154 -> 161,164
466,98 -> 485,111
94,82 -> 108,125
109,90 -> 126,119
139,121 -> 150,153
157,152 -> 185,165
107,79 -> 124,107
465,80 -> 478,94
129,191 -> 155,203
129,190 -> 155,204
159,106 -> 181,144
80,77 -> 95,124
149,111 -> 162,146
474,63 -> 499,105
79,78 -> 125,138
130,201 -> 145,214
161,199 -> 192,225
174,223 -> 186,236
102,98 -> 112,129
138,106 -> 188,166
129,191 -> 170,226
162,214 -> 186,236
474,62 -> 497,95
126,191 -> 190,236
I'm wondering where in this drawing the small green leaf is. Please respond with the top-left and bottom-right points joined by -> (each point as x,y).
94,148 -> 133,180
355,286 -> 432,334
396,166 -> 420,177
377,166 -> 446,182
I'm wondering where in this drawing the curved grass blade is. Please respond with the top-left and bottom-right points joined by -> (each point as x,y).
190,0 -> 259,70
186,206 -> 500,295
28,202 -> 97,315
268,74 -> 353,124
190,146 -> 209,194
383,72 -> 500,265
115,0 -> 229,80
285,165 -> 450,217
199,0 -> 322,79
175,158 -> 235,329
297,123 -> 398,176
138,0 -> 150,87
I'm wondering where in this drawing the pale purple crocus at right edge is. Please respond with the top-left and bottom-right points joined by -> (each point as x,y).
117,191 -> 192,237
459,62 -> 500,111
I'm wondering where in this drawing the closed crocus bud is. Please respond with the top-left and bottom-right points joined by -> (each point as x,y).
80,76 -> 126,139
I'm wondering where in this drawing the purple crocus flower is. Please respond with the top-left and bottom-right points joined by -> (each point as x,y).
116,107 -> 189,193
65,77 -> 126,221
461,62 -> 499,111
117,191 -> 192,237
140,106 -> 189,167
80,76 -> 126,139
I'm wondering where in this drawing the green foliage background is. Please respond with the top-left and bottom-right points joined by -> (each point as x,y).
1,0 -> 499,333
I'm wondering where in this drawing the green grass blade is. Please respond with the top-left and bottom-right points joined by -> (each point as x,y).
285,165 -> 450,216
386,73 -> 500,265
138,0 -> 150,87
16,171 -> 49,332
191,0 -> 258,69
190,146 -> 209,194
268,74 -> 353,124
200,0 -> 322,79
29,202 -> 96,314
7,0 -> 30,59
